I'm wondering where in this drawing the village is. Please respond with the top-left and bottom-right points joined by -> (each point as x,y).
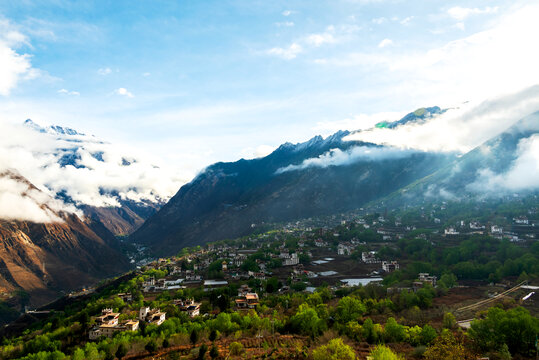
86,198 -> 538,340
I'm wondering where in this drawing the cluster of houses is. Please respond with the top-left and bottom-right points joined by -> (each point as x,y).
89,308 -> 141,340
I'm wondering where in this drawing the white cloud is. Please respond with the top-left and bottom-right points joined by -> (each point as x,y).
266,43 -> 302,60
276,145 -> 419,173
378,38 -> 393,48
58,88 -> 80,96
468,134 -> 539,192
306,32 -> 337,47
448,6 -> 498,21
372,17 -> 387,24
0,19 -> 33,96
0,119 -> 184,219
275,21 -> 294,27
400,16 -> 414,25
282,10 -> 294,17
344,86 -> 539,153
315,4 -> 539,106
97,67 -> 112,75
114,87 -> 134,98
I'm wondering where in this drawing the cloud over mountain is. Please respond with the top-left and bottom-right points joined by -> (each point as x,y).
0,119 -> 183,222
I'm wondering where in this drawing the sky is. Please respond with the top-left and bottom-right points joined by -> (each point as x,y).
1,0 -> 539,183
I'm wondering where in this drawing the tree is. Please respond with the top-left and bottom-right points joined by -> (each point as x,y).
290,304 -> 326,338
420,325 -> 437,345
468,306 -> 539,356
115,343 -> 128,360
442,312 -> 456,330
383,318 -> 406,343
145,339 -> 158,354
312,338 -> 356,360
336,296 -> 366,324
190,329 -> 199,345
424,332 -> 476,360
362,318 -> 379,344
368,345 -> 403,360
229,342 -> 244,356
198,344 -> 208,360
210,345 -> 220,359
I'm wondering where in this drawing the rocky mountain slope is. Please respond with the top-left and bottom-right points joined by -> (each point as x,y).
131,109 -> 457,255
0,171 -> 130,310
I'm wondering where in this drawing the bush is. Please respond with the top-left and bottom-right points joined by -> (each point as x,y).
368,345 -> 403,360
312,338 -> 356,360
229,342 -> 244,356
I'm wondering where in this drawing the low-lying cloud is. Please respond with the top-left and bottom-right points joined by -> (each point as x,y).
468,134 -> 539,193
344,85 -> 539,153
0,171 -> 81,223
276,145 -> 419,174
0,119 -> 184,222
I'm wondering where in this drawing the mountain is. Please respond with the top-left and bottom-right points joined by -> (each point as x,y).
373,106 -> 445,129
0,171 -> 130,313
131,127 -> 456,255
377,111 -> 539,206
21,119 -> 174,235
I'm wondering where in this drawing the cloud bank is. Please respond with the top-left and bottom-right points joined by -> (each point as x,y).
344,85 -> 539,153
0,19 -> 33,96
276,145 -> 419,174
0,120 -> 184,221
468,134 -> 539,193
0,171 -> 81,223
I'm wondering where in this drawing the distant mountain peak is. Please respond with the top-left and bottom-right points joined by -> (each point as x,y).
374,106 -> 445,129
24,119 -> 86,137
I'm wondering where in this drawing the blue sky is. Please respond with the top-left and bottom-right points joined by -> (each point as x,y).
0,0 -> 538,180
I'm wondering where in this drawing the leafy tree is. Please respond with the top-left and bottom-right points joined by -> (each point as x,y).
335,296 -> 366,324
424,331 -> 476,360
210,345 -> 219,359
383,318 -> 406,343
312,338 -> 356,360
420,325 -> 437,345
229,342 -> 244,356
209,329 -> 218,342
362,318 -> 379,344
145,339 -> 158,354
468,306 -> 539,355
115,342 -> 128,359
190,328 -> 199,345
442,312 -> 456,330
198,344 -> 207,360
290,304 -> 326,338
369,345 -> 403,359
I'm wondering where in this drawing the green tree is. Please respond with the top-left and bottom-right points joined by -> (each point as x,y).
442,312 -> 456,330
198,344 -> 208,360
369,345 -> 403,360
115,343 -> 128,360
312,338 -> 356,360
190,328 -> 199,345
145,339 -> 158,354
383,318 -> 406,343
210,345 -> 219,359
424,332 -> 476,360
335,296 -> 366,324
229,342 -> 244,356
290,304 -> 326,338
